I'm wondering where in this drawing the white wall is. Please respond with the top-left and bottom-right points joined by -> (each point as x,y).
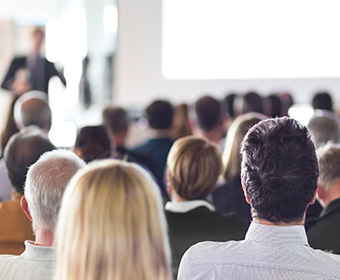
115,0 -> 340,107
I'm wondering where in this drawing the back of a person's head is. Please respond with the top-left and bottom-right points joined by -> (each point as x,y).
4,127 -> 55,194
307,110 -> 340,148
267,94 -> 283,118
167,136 -> 222,200
146,99 -> 174,130
14,91 -> 52,131
194,95 -> 223,132
223,113 -> 267,182
241,117 -> 318,223
312,91 -> 333,112
75,125 -> 111,163
25,150 -> 85,233
224,93 -> 237,119
102,106 -> 129,134
172,103 -> 192,139
316,143 -> 340,189
55,159 -> 171,280
242,91 -> 264,114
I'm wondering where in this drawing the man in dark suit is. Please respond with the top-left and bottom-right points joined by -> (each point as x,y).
307,143 -> 340,254
1,28 -> 66,95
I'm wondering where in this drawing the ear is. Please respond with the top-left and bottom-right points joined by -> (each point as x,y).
20,196 -> 32,221
315,186 -> 325,201
241,180 -> 251,205
165,170 -> 172,197
309,188 -> 317,205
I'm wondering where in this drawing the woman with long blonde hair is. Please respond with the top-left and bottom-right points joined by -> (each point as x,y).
55,159 -> 171,280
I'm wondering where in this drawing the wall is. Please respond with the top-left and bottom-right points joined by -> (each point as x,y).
115,0 -> 340,108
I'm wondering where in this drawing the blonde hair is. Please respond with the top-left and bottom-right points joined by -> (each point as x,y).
167,136 -> 222,200
223,113 -> 266,182
55,159 -> 171,280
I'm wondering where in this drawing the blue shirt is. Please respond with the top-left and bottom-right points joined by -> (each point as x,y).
178,222 -> 340,279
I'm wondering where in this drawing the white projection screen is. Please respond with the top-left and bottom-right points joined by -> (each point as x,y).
162,0 -> 340,80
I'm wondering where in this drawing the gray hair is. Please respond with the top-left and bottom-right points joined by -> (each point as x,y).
317,143 -> 340,189
14,90 -> 52,131
25,149 -> 86,233
307,110 -> 340,148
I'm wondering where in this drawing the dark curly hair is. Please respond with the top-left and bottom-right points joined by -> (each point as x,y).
240,117 -> 318,223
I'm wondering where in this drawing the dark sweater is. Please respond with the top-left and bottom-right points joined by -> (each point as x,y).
165,205 -> 248,275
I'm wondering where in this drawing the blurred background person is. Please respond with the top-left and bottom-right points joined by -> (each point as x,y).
55,159 -> 171,280
1,28 -> 66,95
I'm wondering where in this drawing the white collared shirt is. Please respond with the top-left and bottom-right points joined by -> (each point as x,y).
165,200 -> 215,213
178,222 -> 340,280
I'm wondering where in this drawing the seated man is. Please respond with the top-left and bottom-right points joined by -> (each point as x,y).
0,127 -> 55,254
132,100 -> 175,196
0,149 -> 85,279
178,117 -> 340,279
194,95 -> 226,149
307,143 -> 340,254
165,136 -> 247,277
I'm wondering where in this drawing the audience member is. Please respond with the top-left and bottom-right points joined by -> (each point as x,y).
0,91 -> 52,202
266,94 -> 283,118
307,110 -> 340,148
241,91 -> 264,114
278,91 -> 294,116
1,28 -> 66,95
132,99 -> 175,193
178,117 -> 340,279
0,150 -> 85,279
74,125 -> 112,163
224,93 -> 237,119
306,143 -> 340,254
171,103 -> 192,139
55,159 -> 171,280
165,136 -> 247,277
194,95 -> 226,148
0,127 -> 55,254
213,113 -> 266,223
102,106 -> 130,156
312,91 -> 334,112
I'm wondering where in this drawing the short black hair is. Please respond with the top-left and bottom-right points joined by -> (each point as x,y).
242,91 -> 264,114
312,91 -> 333,112
241,117 -> 318,223
4,127 -> 55,194
195,96 -> 223,132
146,100 -> 174,130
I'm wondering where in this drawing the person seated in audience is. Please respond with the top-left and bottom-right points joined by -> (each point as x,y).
132,99 -> 175,193
0,149 -> 85,279
54,159 -> 171,280
165,136 -> 247,277
0,127 -> 55,254
178,117 -> 340,279
74,125 -> 112,163
306,143 -> 340,254
212,113 -> 266,224
240,91 -> 264,115
171,103 -> 192,139
0,91 -> 52,202
194,95 -> 226,149
312,91 -> 334,112
307,110 -> 340,148
102,106 -> 130,156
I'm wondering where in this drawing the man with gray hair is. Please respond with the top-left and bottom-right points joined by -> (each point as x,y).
307,143 -> 340,254
0,149 -> 85,279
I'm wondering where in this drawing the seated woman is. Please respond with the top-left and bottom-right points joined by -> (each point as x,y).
213,113 -> 266,224
54,159 -> 171,280
165,136 -> 247,276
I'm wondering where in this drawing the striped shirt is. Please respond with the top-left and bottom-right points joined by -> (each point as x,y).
178,222 -> 340,280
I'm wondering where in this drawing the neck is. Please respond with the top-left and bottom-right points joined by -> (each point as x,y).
34,228 -> 54,246
252,216 -> 305,226
200,128 -> 223,145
